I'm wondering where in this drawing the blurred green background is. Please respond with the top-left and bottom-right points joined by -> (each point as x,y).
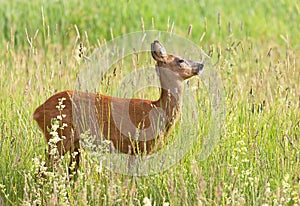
1,0 -> 299,48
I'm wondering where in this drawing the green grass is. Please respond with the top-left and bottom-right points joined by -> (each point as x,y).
0,0 -> 300,205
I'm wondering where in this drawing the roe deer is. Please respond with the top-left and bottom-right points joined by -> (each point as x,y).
33,40 -> 204,172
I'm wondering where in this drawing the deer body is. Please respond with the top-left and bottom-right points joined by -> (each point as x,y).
33,41 -> 203,171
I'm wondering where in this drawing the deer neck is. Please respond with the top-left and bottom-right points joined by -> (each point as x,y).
154,67 -> 184,122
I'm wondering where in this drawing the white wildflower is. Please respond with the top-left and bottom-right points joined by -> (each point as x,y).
49,135 -> 61,144
57,115 -> 63,121
142,197 -> 151,206
51,123 -> 60,131
49,131 -> 58,137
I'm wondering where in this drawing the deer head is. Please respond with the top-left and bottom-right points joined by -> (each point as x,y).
151,40 -> 204,80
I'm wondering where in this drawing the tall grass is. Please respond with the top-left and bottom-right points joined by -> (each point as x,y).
0,0 -> 299,205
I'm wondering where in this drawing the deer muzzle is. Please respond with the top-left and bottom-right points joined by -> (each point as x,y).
197,63 -> 204,74
191,62 -> 204,75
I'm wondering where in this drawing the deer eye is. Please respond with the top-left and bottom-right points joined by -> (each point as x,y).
178,59 -> 185,63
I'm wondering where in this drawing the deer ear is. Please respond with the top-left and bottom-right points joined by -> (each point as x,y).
151,40 -> 167,62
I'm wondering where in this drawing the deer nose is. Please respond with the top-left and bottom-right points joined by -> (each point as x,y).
196,63 -> 204,74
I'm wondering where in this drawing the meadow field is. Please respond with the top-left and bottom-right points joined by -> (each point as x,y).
0,0 -> 299,205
